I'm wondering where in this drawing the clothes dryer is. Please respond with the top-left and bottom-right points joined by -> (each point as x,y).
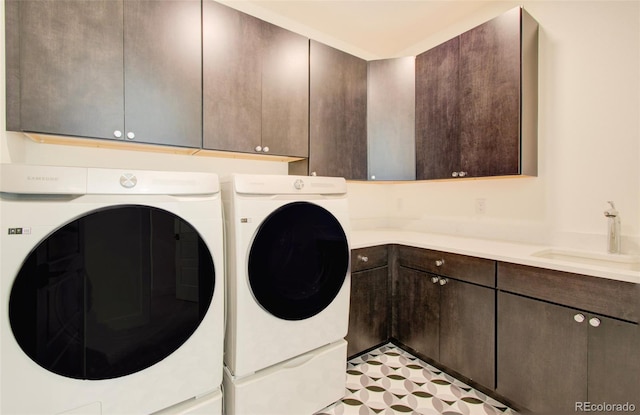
0,165 -> 224,415
221,174 -> 351,415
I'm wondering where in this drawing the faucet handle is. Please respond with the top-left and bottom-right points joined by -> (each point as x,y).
604,201 -> 618,217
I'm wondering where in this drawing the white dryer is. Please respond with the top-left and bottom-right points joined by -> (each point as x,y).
221,174 -> 351,415
0,165 -> 225,415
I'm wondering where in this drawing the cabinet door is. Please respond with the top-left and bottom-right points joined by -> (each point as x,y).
439,279 -> 494,388
497,292 -> 587,413
393,267 -> 439,359
458,7 -> 521,177
203,0 -> 262,153
261,24 -> 309,158
588,315 -> 639,407
203,2 -> 308,157
347,267 -> 389,358
415,7 -> 536,180
7,0 -> 124,139
415,37 -> 460,180
124,0 -> 202,148
309,40 -> 367,180
367,57 -> 416,181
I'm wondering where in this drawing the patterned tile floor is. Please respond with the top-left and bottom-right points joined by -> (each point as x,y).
316,343 -> 518,415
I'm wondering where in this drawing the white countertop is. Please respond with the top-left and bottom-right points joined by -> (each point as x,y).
351,229 -> 640,284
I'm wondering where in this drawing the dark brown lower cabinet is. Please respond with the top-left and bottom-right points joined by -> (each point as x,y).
439,278 -> 494,388
497,291 -> 639,413
588,314 -> 640,405
394,267 -> 440,358
346,246 -> 390,358
394,265 -> 495,387
346,266 -> 389,358
497,292 -> 588,412
348,245 -> 638,413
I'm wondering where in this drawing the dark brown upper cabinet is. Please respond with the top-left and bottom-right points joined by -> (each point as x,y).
291,40 -> 367,180
416,7 -> 538,180
203,1 -> 309,158
6,0 -> 202,148
367,57 -> 416,181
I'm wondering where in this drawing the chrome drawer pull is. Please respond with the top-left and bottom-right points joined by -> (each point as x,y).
357,255 -> 369,263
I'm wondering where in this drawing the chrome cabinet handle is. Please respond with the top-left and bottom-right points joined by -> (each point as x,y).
435,259 -> 445,267
357,255 -> 368,263
262,146 -> 269,153
429,276 -> 448,285
574,313 -> 585,323
451,171 -> 468,178
589,317 -> 601,327
458,171 -> 467,177
255,145 -> 262,152
126,132 -> 135,140
114,130 -> 123,138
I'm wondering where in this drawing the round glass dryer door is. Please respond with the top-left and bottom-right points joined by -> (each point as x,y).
9,205 -> 215,380
248,201 -> 349,320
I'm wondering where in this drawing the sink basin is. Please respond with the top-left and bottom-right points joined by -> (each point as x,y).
532,249 -> 640,272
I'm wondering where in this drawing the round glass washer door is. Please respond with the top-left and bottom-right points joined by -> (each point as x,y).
9,205 -> 215,380
248,201 -> 349,321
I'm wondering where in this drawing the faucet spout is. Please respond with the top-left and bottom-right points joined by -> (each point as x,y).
604,201 -> 621,254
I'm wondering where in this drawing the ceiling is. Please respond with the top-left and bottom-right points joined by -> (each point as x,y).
219,1 -> 506,59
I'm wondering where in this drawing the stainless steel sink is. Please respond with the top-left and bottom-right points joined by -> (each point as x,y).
532,249 -> 640,272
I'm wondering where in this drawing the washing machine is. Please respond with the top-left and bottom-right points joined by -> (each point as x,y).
0,164 -> 224,415
221,174 -> 350,415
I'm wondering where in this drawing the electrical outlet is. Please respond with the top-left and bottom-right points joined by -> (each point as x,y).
475,198 -> 486,215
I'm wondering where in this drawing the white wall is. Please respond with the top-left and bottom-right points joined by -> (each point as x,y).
2,1 -> 639,254
349,1 -> 640,254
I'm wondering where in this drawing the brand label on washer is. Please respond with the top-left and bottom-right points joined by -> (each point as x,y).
7,227 -> 31,235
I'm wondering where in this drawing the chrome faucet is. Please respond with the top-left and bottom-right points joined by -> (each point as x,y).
604,201 -> 621,254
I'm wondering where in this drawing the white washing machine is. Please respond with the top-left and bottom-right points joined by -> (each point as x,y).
221,174 -> 350,415
0,164 -> 225,415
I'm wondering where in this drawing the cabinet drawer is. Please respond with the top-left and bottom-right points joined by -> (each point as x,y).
351,245 -> 388,272
397,245 -> 495,287
497,262 -> 638,323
